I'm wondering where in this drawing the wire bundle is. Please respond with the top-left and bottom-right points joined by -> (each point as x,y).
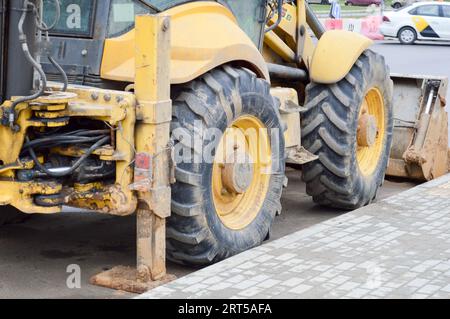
23,129 -> 111,177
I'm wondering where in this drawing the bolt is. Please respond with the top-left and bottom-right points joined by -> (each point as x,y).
162,19 -> 170,32
91,92 -> 99,101
81,49 -> 88,57
116,96 -> 124,103
104,94 -> 111,102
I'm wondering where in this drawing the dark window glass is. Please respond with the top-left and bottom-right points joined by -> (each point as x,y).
414,5 -> 440,17
144,0 -> 267,47
108,0 -> 154,37
43,0 -> 96,37
442,5 -> 450,18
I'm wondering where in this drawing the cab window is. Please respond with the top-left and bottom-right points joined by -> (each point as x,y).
43,0 -> 96,37
410,5 -> 440,17
149,0 -> 267,48
107,0 -> 155,37
442,5 -> 450,18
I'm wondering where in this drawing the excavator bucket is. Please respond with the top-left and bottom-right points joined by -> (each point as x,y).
387,74 -> 449,181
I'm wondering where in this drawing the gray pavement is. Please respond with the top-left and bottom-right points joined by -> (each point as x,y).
372,41 -> 450,142
0,169 -> 413,299
139,174 -> 450,299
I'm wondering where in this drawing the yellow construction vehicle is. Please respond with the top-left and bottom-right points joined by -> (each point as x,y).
0,0 -> 447,292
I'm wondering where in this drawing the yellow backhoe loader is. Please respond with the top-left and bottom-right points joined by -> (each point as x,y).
0,0 -> 447,293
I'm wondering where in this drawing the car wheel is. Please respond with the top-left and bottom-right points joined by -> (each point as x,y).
346,2 -> 353,6
398,27 -> 417,45
392,2 -> 402,9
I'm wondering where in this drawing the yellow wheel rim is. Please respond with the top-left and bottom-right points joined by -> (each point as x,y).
356,87 -> 385,176
212,116 -> 272,230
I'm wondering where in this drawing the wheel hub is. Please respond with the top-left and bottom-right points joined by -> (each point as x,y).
357,113 -> 378,147
221,152 -> 254,194
212,115 -> 271,230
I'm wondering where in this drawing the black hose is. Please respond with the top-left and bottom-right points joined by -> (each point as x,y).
60,129 -> 110,137
265,0 -> 284,33
267,63 -> 308,81
9,0 -> 47,130
48,56 -> 68,92
23,135 -> 105,150
26,135 -> 110,177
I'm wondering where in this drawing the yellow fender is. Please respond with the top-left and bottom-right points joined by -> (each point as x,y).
309,30 -> 373,84
101,2 -> 269,84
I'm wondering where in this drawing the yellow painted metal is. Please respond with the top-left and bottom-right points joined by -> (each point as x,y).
264,1 -> 315,67
310,30 -> 372,84
264,31 -> 297,63
212,116 -> 271,230
63,87 -> 138,215
0,181 -> 63,214
270,87 -> 301,149
101,2 -> 269,85
0,85 -> 138,215
133,14 -> 172,215
412,16 -> 429,32
357,88 -> 386,176
133,14 -> 172,281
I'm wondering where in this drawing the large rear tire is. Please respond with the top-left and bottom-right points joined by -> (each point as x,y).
301,50 -> 393,210
168,66 -> 285,265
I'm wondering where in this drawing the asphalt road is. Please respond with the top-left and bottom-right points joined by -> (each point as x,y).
373,41 -> 450,92
0,41 -> 447,299
373,40 -> 450,141
0,170 -> 415,299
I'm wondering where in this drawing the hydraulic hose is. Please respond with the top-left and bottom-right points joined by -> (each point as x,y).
265,0 -> 284,33
26,135 -> 111,177
9,0 -> 47,130
9,0 -> 64,129
48,56 -> 68,92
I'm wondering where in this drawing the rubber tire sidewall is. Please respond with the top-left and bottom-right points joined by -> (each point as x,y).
301,50 -> 393,209
169,67 -> 285,264
202,89 -> 285,260
398,27 -> 417,45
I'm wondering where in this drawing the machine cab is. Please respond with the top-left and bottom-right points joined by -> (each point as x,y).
42,0 -> 267,89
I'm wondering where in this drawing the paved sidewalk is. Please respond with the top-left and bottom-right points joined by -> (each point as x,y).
139,175 -> 450,299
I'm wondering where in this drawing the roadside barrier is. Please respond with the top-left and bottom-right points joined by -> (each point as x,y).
321,16 -> 384,40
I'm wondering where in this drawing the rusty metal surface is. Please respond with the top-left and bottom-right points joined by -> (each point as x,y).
90,266 -> 176,294
388,75 -> 449,181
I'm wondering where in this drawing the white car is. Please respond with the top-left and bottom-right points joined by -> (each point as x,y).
380,2 -> 450,44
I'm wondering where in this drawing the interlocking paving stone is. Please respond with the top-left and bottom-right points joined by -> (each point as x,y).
139,174 -> 450,299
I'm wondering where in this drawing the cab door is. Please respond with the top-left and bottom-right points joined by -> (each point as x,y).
439,5 -> 450,40
411,4 -> 442,39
